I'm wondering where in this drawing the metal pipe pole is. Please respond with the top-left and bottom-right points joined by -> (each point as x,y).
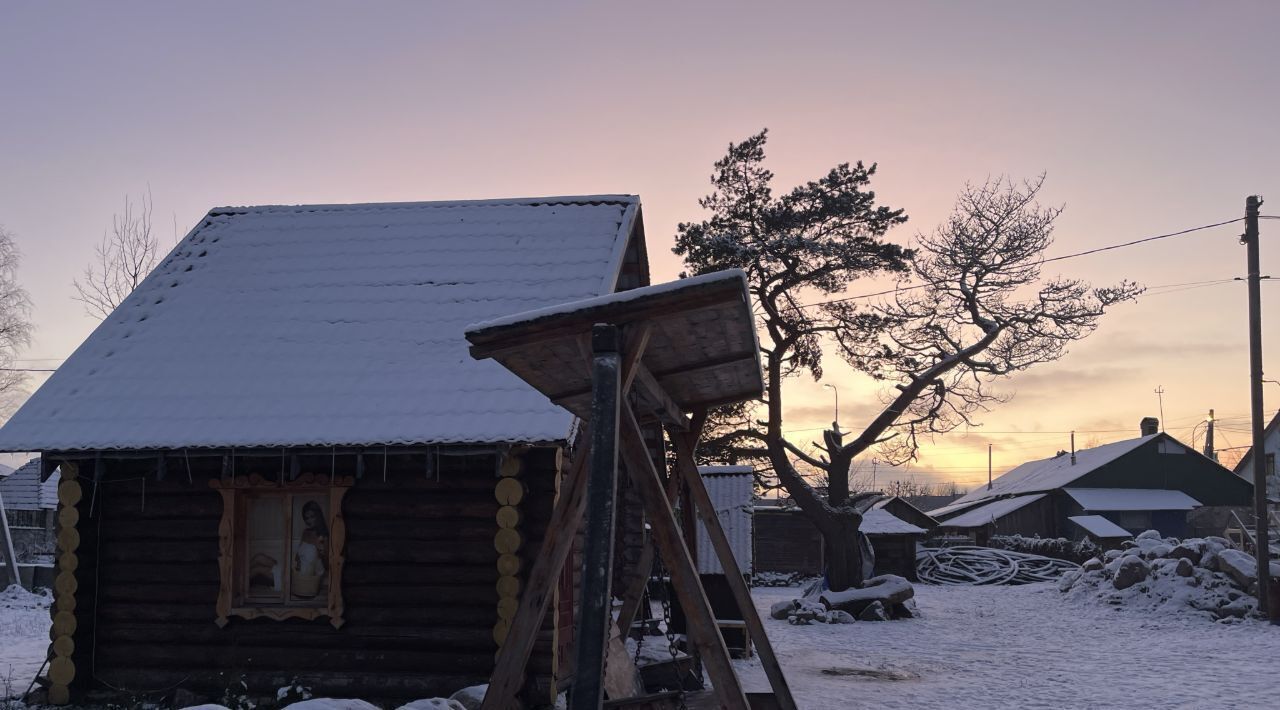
1242,195 -> 1273,621
571,324 -> 623,708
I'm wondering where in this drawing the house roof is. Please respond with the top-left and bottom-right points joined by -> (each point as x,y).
1068,515 -> 1132,539
1233,409 -> 1280,475
860,508 -> 926,536
0,458 -> 60,510
938,493 -> 1047,529
0,196 -> 642,452
694,465 -> 754,575
1064,487 -> 1201,511
947,435 -> 1159,508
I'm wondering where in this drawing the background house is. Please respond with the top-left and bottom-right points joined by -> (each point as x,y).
0,196 -> 650,706
1232,409 -> 1279,508
929,418 -> 1253,544
0,458 -> 60,588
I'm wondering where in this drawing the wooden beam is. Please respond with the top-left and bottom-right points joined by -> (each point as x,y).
481,435 -> 591,710
670,421 -> 798,710
613,536 -> 655,641
631,363 -> 689,430
617,406 -> 749,709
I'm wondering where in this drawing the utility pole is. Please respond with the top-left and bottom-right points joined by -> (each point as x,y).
1203,409 -> 1215,460
1153,386 -> 1166,431
1242,195 -> 1273,622
987,444 -> 992,490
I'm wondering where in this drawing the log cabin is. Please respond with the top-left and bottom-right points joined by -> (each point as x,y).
0,196 -> 653,707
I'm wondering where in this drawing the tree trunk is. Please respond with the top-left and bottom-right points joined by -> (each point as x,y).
823,509 -> 864,592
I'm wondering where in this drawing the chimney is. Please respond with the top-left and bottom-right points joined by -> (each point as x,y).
1140,417 -> 1159,436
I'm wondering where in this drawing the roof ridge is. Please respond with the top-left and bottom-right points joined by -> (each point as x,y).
208,195 -> 639,216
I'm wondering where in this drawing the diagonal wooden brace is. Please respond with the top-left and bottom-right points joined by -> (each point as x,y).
618,405 -> 750,709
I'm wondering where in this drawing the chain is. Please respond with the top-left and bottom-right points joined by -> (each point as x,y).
652,543 -> 690,710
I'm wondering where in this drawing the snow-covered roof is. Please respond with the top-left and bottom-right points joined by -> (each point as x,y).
0,458 -> 60,510
694,465 -> 753,575
1068,515 -> 1133,539
0,196 -> 642,451
939,493 -> 1047,529
926,497 -> 989,519
1064,488 -> 1201,512
860,507 -> 926,536
948,435 -> 1157,508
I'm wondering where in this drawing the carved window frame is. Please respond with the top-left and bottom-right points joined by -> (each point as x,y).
210,473 -> 353,629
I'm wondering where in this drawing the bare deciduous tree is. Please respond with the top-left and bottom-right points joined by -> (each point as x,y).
74,190 -> 160,319
0,226 -> 33,411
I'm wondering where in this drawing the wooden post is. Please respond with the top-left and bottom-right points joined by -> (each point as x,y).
618,406 -> 749,709
481,438 -> 591,710
570,324 -> 623,710
0,488 -> 20,587
670,422 -> 798,710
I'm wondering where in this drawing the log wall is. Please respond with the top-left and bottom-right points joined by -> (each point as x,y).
55,446 -> 560,707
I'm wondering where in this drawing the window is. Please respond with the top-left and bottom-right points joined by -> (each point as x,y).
210,473 -> 353,628
1267,452 -> 1276,476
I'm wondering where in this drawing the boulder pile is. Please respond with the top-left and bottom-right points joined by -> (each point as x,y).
769,574 -> 917,625
1057,530 -> 1280,622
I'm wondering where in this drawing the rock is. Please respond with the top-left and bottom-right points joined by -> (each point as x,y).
1169,541 -> 1204,565
770,599 -> 798,620
1103,549 -> 1125,562
398,700 -> 467,710
889,600 -> 917,619
1175,558 -> 1194,577
1136,530 -> 1163,542
857,600 -> 889,621
1142,543 -> 1174,560
819,574 -> 914,616
827,610 -> 856,624
1112,556 -> 1150,590
1082,558 -> 1104,572
286,701 -> 381,710
1214,549 -> 1257,588
447,685 -> 487,710
1058,570 -> 1081,592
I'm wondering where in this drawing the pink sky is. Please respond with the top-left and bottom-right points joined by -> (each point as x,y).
1,1 -> 1277,487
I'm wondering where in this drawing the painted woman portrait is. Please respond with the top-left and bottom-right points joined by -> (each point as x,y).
291,498 -> 329,600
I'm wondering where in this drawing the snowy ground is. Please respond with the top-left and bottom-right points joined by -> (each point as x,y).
5,582 -> 1280,708
0,585 -> 50,701
736,584 -> 1280,709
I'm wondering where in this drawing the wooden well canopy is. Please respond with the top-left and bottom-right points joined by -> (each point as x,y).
467,269 -> 795,710
466,269 -> 764,429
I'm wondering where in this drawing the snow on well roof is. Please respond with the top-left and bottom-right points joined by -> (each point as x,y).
694,465 -> 754,575
939,493 -> 1047,529
948,435 -> 1158,508
860,508 -> 926,536
1068,515 -> 1132,539
0,196 -> 641,451
1064,488 -> 1201,511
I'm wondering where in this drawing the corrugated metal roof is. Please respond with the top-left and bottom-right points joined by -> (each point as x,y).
1068,515 -> 1132,539
0,458 -> 59,510
694,465 -> 753,575
1064,488 -> 1201,511
0,196 -> 640,451
939,493 -> 1047,529
948,436 -> 1156,508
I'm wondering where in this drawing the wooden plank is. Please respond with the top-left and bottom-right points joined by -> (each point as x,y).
632,364 -> 689,430
670,428 -> 797,710
617,406 -> 748,710
613,539 -> 654,641
480,438 -> 590,710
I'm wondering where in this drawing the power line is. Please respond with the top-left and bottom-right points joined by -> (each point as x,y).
787,217 -> 1245,311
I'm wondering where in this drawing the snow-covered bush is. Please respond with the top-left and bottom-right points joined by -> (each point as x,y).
989,534 -> 1100,563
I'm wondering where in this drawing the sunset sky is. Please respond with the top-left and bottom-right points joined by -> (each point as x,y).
2,1 -> 1278,488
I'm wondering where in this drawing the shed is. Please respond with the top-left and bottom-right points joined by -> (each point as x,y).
860,507 -> 927,581
0,195 -> 651,707
0,458 -> 60,561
